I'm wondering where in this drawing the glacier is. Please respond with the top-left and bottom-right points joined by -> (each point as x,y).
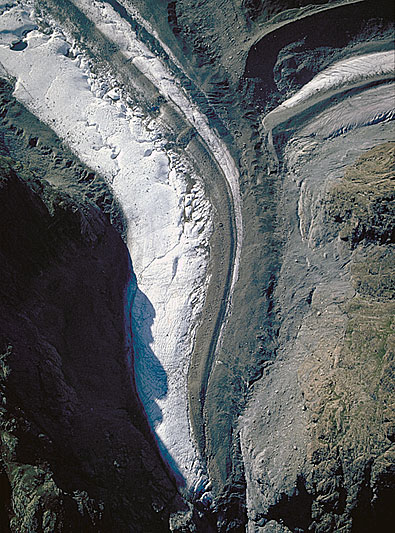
263,50 -> 395,133
0,0 -> 217,491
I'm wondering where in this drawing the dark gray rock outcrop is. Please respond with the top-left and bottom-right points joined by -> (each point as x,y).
0,142 -> 190,531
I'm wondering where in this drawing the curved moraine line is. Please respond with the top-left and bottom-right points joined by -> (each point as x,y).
0,0 -> 243,495
72,0 -> 244,480
80,0 -> 244,303
263,51 -> 395,133
103,0 -> 244,299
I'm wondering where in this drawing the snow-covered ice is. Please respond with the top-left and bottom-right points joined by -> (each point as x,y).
73,0 -> 243,334
0,0 -> 214,490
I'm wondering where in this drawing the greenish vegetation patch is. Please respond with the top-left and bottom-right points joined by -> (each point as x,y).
351,245 -> 395,300
326,142 -> 395,246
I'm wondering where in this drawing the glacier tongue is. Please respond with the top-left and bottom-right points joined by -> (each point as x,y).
263,50 -> 395,132
0,0 -> 212,490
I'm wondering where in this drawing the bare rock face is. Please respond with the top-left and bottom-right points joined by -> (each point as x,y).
240,143 -> 395,532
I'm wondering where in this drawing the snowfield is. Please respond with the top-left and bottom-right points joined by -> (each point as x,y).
0,0 -> 216,491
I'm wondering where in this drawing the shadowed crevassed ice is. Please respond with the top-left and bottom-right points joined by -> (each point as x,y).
0,0 -> 212,490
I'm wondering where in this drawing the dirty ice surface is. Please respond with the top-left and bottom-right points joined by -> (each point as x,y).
263,50 -> 395,132
0,0 -> 212,491
299,83 -> 395,139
